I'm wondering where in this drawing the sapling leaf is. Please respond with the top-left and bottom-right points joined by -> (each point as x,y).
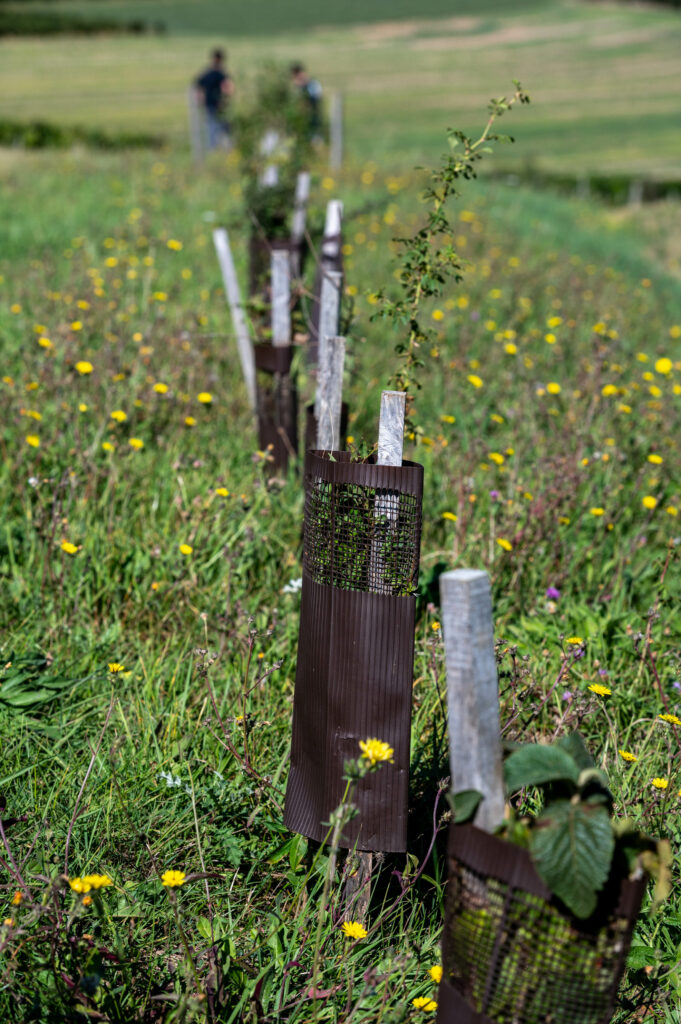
504,743 -> 580,794
555,732 -> 595,771
446,789 -> 484,824
530,799 -> 615,919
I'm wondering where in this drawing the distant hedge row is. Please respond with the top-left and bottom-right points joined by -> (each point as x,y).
0,118 -> 164,150
0,10 -> 164,36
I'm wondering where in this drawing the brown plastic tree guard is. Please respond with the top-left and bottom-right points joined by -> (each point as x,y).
284,450 -> 423,852
437,825 -> 647,1024
254,345 -> 297,471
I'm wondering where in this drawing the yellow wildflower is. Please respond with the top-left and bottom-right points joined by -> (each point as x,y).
642,496 -> 657,510
61,541 -> 79,555
659,714 -> 681,726
496,538 -> 512,552
179,543 -> 193,556
651,778 -> 669,790
619,750 -> 637,762
359,738 -> 394,765
588,684 -> 611,697
429,965 -> 443,983
75,361 -> 93,375
161,870 -> 186,887
412,997 -> 438,1011
341,921 -> 367,939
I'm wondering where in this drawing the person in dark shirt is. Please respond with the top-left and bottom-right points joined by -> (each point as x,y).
290,63 -> 323,143
195,48 -> 234,150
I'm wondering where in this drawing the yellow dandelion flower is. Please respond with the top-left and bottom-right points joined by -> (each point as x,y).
197,392 -> 213,404
25,434 -> 40,448
102,442 -> 114,452
110,410 -> 127,423
129,438 -> 144,450
359,738 -> 394,765
546,316 -> 562,328
412,997 -> 438,1012
651,778 -> 669,790
167,239 -> 183,251
667,506 -> 678,516
590,507 -> 605,517
179,543 -> 193,556
648,454 -> 663,464
429,965 -> 443,983
38,336 -> 53,349
670,325 -> 681,339
216,487 -> 229,497
69,877 -> 92,894
659,714 -> 681,726
619,750 -> 637,762
153,383 -> 168,394
161,869 -> 186,887
655,357 -> 672,375
544,333 -> 556,345
497,538 -> 512,552
431,621 -> 440,631
108,663 -> 126,673
467,374 -> 483,388
588,684 -> 612,697
547,382 -> 561,395
432,309 -> 444,322
341,920 -> 367,939
61,541 -> 79,555
442,512 -> 457,521
11,891 -> 22,906
642,495 -> 657,510
566,637 -> 583,645
75,361 -> 93,375
185,416 -> 197,427
70,321 -> 83,331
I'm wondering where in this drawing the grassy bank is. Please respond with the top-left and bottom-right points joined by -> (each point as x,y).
0,136 -> 680,1018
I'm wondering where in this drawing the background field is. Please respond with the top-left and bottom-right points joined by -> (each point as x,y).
1,2 -> 681,1022
1,0 -> 681,174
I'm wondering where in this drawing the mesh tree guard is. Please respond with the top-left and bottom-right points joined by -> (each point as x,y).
284,451 -> 423,852
437,825 -> 647,1024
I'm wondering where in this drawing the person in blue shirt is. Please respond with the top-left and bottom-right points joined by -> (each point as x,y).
195,49 -> 234,150
290,63 -> 323,143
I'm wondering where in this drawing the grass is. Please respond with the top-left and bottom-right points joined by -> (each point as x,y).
0,135 -> 680,1020
0,4 -> 681,1021
0,1 -> 680,174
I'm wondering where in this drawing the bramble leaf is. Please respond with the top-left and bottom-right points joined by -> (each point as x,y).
530,799 -> 614,918
504,743 -> 580,794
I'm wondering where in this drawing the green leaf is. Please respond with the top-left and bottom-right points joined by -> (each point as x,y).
530,799 -> 615,918
555,733 -> 595,771
504,744 -> 580,794
627,944 -> 658,970
446,789 -> 484,824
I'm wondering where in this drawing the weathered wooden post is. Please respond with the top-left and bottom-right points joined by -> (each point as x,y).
330,91 -> 344,171
285,388 -> 422,920
290,171 -> 311,279
440,570 -> 505,832
212,228 -> 257,412
314,270 -> 343,419
308,200 -> 344,367
187,86 -> 204,164
316,336 -> 345,452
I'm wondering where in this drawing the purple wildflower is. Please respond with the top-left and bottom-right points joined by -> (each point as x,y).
545,586 -> 561,600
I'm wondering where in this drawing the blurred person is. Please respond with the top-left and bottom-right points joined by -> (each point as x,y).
290,63 -> 323,143
194,48 -> 234,150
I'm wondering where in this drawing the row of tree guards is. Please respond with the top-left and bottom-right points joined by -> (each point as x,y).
212,179 -> 645,1024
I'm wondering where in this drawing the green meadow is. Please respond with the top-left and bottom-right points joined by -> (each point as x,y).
1,1 -> 681,1021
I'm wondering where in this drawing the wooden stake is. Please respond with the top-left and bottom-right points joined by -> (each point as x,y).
330,91 -> 344,171
212,228 -> 257,412
321,200 -> 343,260
270,249 -> 291,348
291,172 -> 311,248
377,390 -> 406,471
315,270 -> 342,417
316,336 -> 345,451
439,569 -> 505,833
